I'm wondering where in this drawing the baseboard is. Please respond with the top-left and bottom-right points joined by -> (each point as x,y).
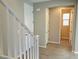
48,41 -> 60,44
0,55 -> 14,59
72,50 -> 78,54
39,45 -> 46,48
74,52 -> 78,54
39,41 -> 60,48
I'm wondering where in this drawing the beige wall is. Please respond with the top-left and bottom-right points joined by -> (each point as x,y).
2,0 -> 24,23
2,0 -> 33,24
49,7 -> 61,43
34,8 -> 46,47
0,0 -> 25,55
0,3 -> 8,55
0,0 -> 26,56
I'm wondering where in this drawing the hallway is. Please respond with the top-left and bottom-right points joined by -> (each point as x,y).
39,40 -> 76,59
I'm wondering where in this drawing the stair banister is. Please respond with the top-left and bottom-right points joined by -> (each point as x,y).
0,0 -> 39,59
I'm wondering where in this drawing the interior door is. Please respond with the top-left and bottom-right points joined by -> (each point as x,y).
61,9 -> 71,40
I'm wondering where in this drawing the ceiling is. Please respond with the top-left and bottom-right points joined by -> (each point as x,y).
30,0 -> 50,3
29,0 -> 76,3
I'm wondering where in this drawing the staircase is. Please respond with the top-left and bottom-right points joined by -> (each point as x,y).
0,0 -> 39,59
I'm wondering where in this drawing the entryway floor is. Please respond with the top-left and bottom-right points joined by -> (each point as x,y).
39,40 -> 77,59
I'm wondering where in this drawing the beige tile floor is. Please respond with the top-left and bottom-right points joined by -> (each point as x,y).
39,40 -> 78,59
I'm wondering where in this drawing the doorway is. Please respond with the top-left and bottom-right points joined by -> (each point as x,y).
60,7 -> 74,49
48,6 -> 74,49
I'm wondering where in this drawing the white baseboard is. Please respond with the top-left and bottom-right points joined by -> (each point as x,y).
74,52 -> 78,54
39,45 -> 46,48
0,55 -> 14,59
39,41 -> 60,48
72,51 -> 78,54
48,41 -> 60,44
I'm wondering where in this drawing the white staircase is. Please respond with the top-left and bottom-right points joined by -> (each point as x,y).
0,0 -> 39,59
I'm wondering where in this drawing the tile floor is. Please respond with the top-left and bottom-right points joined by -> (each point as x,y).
39,40 -> 78,59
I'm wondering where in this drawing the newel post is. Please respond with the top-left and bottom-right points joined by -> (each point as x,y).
34,35 -> 39,59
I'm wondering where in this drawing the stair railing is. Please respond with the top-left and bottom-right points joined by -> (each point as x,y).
0,0 -> 39,59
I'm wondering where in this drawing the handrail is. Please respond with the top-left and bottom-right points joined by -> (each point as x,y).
0,0 -> 33,36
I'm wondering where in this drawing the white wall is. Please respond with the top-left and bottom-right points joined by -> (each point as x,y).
70,2 -> 78,54
74,3 -> 78,53
34,0 -> 76,47
75,19 -> 78,53
24,0 -> 33,6
24,3 -> 34,33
